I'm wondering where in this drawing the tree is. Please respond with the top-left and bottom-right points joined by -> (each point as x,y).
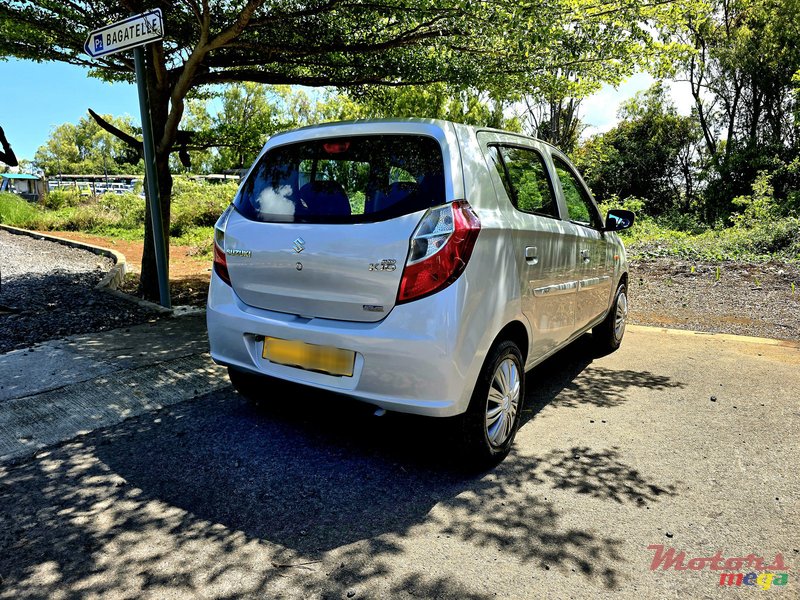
663,0 -> 800,219
33,113 -> 143,176
171,96 -> 214,174
1,0 -> 683,300
575,83 -> 700,215
349,84 -> 520,131
207,83 -> 275,172
517,72 -> 588,152
180,84 -> 364,173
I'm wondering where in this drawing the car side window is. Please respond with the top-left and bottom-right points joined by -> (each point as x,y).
552,156 -> 602,228
488,145 -> 558,219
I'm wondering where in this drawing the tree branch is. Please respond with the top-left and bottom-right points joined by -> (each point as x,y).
194,70 -> 442,87
88,109 -> 143,155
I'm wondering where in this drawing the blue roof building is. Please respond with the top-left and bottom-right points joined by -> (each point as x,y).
1,173 -> 44,202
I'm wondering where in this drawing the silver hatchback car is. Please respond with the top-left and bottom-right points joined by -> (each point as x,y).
207,119 -> 634,466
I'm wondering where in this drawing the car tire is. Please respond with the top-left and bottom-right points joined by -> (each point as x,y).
593,281 -> 628,354
461,340 -> 525,469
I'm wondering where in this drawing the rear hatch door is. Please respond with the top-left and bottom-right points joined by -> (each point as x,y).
224,132 -> 449,323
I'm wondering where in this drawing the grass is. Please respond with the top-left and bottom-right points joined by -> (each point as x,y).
0,179 -> 234,258
0,192 -> 41,225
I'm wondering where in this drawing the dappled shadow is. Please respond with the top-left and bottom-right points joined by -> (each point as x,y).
536,446 -> 677,505
0,386 -> 653,598
0,312 -> 209,404
522,334 -> 686,417
0,292 -> 690,596
544,365 -> 685,410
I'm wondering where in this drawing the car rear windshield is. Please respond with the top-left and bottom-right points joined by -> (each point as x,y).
234,135 -> 446,223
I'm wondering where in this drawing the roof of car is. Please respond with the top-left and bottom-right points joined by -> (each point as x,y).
269,117 -> 553,148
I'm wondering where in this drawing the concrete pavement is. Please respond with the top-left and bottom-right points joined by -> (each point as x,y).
0,313 -> 226,462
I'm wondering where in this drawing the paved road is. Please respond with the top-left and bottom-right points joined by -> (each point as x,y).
0,324 -> 798,599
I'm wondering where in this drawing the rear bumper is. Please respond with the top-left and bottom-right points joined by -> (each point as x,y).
206,271 -> 476,417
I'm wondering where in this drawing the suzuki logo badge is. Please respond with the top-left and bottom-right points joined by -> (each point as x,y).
292,237 -> 305,253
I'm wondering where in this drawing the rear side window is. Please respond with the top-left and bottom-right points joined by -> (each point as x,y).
489,145 -> 558,218
235,135 -> 446,223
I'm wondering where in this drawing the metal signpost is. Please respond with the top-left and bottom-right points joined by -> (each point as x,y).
84,9 -> 171,308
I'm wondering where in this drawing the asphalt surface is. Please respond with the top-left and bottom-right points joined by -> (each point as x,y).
0,324 -> 797,599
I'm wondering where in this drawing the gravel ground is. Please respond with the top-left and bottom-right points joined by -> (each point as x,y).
628,258 -> 800,341
0,230 -> 160,354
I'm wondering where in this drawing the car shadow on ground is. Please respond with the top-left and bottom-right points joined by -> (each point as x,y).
0,334 -> 683,598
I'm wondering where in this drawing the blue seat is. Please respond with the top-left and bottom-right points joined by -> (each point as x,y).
372,181 -> 418,213
298,180 -> 351,216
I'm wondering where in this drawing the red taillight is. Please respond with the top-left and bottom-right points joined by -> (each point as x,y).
323,141 -> 351,154
397,201 -> 481,303
213,241 -> 231,285
213,205 -> 233,286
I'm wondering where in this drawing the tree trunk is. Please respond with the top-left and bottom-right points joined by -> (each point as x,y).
139,151 -> 173,301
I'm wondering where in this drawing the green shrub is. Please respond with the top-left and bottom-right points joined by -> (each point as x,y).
99,192 -> 146,229
170,178 -> 237,236
42,188 -> 82,210
598,195 -> 646,217
742,217 -> 800,256
55,205 -> 121,232
730,170 -> 782,229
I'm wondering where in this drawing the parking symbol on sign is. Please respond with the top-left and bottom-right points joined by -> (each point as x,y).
94,34 -> 103,52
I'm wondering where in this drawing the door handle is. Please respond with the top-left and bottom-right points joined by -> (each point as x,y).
525,246 -> 538,265
580,249 -> 591,262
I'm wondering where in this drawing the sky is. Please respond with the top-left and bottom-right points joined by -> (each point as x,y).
1,58 -> 140,161
0,58 -> 694,163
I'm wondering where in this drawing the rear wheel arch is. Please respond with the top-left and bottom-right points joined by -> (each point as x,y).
493,320 -> 529,364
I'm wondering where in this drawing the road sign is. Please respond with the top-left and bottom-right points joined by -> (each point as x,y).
83,9 -> 171,307
84,9 -> 163,58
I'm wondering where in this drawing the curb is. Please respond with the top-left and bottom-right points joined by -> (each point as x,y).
0,224 -> 171,315
627,324 -> 800,348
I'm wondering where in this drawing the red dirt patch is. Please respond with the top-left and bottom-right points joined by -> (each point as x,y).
38,231 -> 211,280
37,231 -> 212,306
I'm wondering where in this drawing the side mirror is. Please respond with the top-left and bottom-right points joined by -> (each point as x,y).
604,209 -> 635,232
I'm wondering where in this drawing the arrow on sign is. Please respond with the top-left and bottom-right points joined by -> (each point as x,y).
84,9 -> 163,58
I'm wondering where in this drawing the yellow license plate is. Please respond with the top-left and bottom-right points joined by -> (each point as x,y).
262,337 -> 355,377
